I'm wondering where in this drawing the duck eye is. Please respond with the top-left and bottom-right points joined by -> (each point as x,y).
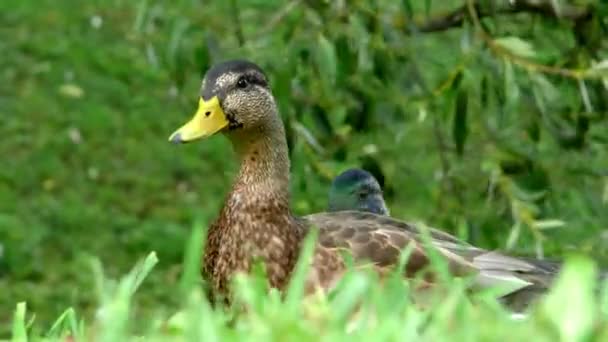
357,191 -> 367,200
236,77 -> 249,89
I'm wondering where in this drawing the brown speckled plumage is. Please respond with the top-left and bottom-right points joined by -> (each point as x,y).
171,60 -> 563,310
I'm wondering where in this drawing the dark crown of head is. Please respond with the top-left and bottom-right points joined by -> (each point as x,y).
332,169 -> 377,189
205,60 -> 267,85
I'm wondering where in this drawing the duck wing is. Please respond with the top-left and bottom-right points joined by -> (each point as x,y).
300,210 -> 558,302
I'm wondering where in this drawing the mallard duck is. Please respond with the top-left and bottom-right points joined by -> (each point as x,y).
328,168 -> 389,215
169,59 -> 557,307
326,169 -> 568,309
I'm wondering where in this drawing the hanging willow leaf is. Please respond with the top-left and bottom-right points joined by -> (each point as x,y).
401,0 -> 414,19
315,34 -> 337,87
494,36 -> 537,59
424,0 -> 433,18
453,88 -> 468,156
503,60 -> 520,118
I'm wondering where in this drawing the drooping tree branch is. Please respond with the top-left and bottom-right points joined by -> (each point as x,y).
416,0 -> 592,33
258,0 -> 593,42
253,0 -> 601,80
462,0 -> 603,80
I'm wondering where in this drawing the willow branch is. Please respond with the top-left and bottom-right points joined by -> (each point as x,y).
417,0 -> 591,33
255,0 -> 303,39
464,0 -> 602,80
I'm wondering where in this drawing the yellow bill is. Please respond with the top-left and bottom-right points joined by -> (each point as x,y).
169,96 -> 228,143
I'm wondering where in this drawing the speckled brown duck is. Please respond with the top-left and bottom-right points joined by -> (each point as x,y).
325,168 -> 574,310
168,60 -> 558,308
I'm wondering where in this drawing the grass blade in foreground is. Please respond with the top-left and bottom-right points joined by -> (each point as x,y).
180,220 -> 205,297
540,255 -> 597,341
12,302 -> 27,342
94,252 -> 158,342
284,228 -> 318,313
46,308 -> 81,341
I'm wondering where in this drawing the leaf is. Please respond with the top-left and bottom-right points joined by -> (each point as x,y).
592,59 -> 608,90
424,0 -> 433,18
47,308 -> 78,339
12,302 -> 27,342
578,79 -> 593,113
94,252 -> 158,342
285,228 -> 318,313
168,19 -> 190,65
506,221 -> 522,250
494,37 -> 537,59
503,60 -> 520,115
603,178 -> 608,204
180,221 -> 205,296
126,252 -> 159,296
292,121 -> 325,154
591,59 -> 608,72
59,84 -> 84,98
328,272 -> 369,324
541,256 -> 597,342
315,34 -> 337,87
349,15 -> 372,73
453,88 -> 468,156
401,0 -> 414,19
533,219 -> 566,230
132,0 -> 149,33
530,73 -> 559,103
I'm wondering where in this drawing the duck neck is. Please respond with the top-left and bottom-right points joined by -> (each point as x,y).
229,118 -> 291,208
206,117 -> 300,293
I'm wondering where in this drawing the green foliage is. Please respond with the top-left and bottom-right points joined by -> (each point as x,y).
1,0 -> 608,338
10,232 -> 608,341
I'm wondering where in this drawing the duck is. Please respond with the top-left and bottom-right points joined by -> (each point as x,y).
328,168 -> 389,216
326,169 -> 570,309
168,59 -> 558,307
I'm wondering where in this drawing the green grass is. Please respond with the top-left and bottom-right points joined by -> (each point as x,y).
2,0 -> 608,339
10,226 -> 608,341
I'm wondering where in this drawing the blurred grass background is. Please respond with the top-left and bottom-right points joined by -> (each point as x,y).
1,0 -> 607,337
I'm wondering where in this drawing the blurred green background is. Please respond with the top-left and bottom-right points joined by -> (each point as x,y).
1,0 -> 607,335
